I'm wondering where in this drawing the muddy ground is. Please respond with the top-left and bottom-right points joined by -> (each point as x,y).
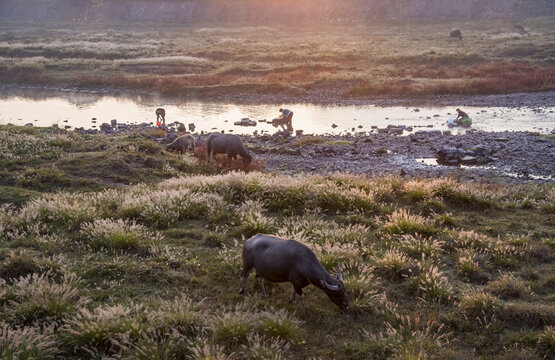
238,130 -> 554,183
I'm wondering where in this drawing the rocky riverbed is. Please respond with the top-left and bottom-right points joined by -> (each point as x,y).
66,116 -> 554,184
240,130 -> 554,183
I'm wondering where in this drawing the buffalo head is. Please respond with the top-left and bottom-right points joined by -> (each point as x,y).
320,265 -> 349,311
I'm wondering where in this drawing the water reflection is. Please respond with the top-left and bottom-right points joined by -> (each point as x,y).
0,87 -> 553,135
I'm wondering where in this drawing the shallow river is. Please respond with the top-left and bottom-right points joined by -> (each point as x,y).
1,87 -> 554,135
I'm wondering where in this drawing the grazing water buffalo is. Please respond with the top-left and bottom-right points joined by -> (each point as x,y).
206,133 -> 252,166
450,29 -> 463,40
513,24 -> 526,33
166,134 -> 195,154
240,234 -> 349,311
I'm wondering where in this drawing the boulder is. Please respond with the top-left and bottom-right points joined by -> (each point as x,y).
470,145 -> 490,157
25,123 -> 33,127
110,119 -> 118,126
388,127 -> 404,135
460,156 -> 478,165
100,123 -> 112,131
234,118 -> 256,126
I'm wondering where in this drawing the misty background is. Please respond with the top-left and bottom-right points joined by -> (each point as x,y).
1,0 -> 554,23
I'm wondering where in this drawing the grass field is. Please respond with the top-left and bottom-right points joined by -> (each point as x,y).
0,17 -> 554,100
0,126 -> 554,359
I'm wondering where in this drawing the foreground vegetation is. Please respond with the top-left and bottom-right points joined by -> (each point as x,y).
0,126 -> 554,359
1,17 -> 554,100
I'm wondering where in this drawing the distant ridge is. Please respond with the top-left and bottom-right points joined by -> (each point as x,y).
1,0 -> 554,23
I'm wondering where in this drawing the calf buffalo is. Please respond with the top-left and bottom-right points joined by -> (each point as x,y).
166,134 -> 195,154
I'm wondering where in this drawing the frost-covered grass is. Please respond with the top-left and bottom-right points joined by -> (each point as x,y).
0,130 -> 554,358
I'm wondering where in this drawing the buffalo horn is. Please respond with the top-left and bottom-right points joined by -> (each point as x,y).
337,265 -> 344,282
321,279 -> 340,291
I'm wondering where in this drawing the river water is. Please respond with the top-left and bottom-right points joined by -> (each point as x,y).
1,87 -> 554,135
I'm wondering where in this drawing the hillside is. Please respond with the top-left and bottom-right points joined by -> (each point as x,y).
0,0 -> 554,23
0,125 -> 554,359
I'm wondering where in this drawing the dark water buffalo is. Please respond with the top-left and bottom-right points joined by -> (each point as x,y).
206,133 -> 252,166
166,134 -> 195,154
450,29 -> 463,40
513,24 -> 526,33
240,234 -> 349,311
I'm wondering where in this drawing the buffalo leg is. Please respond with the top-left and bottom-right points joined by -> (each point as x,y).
294,285 -> 304,310
256,274 -> 268,297
239,267 -> 252,294
289,286 -> 296,303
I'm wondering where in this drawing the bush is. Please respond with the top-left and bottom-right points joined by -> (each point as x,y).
0,322 -> 61,359
413,262 -> 452,303
4,272 -> 87,324
375,249 -> 414,281
258,309 -> 301,342
458,291 -> 500,318
212,310 -> 256,348
0,250 -> 41,281
80,219 -> 161,252
538,326 -> 555,358
64,305 -> 141,356
497,302 -> 555,329
487,274 -> 531,300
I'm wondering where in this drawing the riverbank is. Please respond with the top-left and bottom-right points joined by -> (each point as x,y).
244,130 -> 554,183
1,18 -> 554,101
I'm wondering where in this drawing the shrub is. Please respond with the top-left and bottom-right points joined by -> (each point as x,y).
258,309 -> 302,342
189,339 -> 233,360
236,200 -> 276,237
537,326 -> 555,358
148,296 -> 203,337
64,305 -> 141,356
487,274 -> 531,300
121,328 -> 193,360
497,302 -> 555,329
0,322 -> 61,360
457,250 -> 482,278
5,272 -> 87,324
375,249 -> 414,281
458,291 -> 501,318
80,219 -> 161,252
383,209 -> 438,236
398,234 -> 444,259
19,194 -> 101,232
0,250 -> 41,280
413,262 -> 451,303
212,310 -> 256,348
356,316 -> 451,360
454,230 -> 492,250
241,334 -> 290,360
